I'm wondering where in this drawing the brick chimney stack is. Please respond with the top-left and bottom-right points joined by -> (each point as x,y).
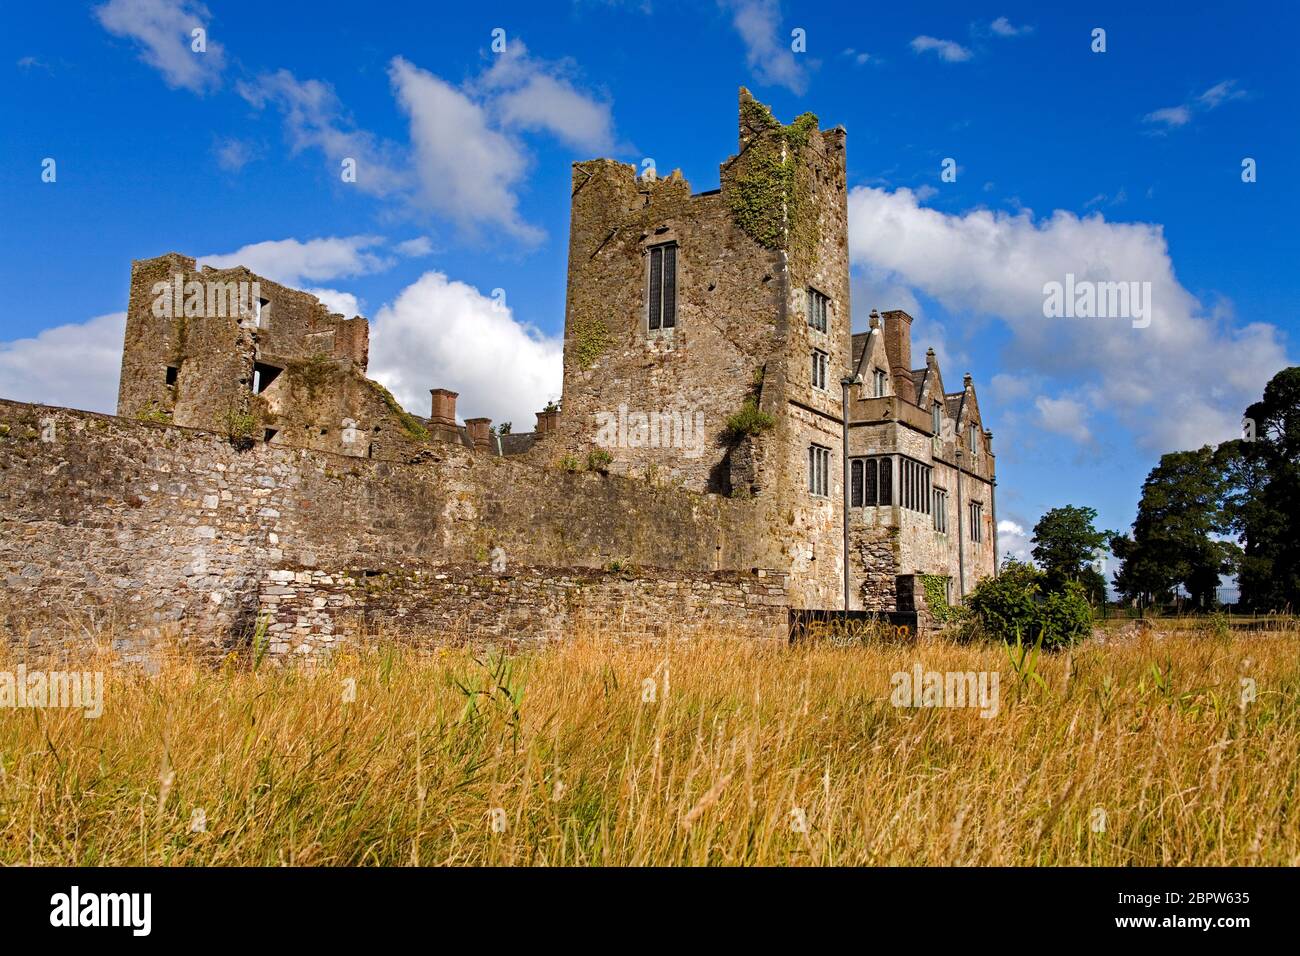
464,417 -> 492,452
429,388 -> 458,427
534,407 -> 559,436
881,309 -> 914,397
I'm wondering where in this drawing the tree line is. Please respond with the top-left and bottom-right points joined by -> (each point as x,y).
1024,367 -> 1299,614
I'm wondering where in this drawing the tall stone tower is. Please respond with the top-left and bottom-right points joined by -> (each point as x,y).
555,89 -> 851,608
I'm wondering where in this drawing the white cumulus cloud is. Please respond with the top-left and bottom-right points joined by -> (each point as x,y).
996,519 -> 1033,564
847,185 -> 1291,452
0,312 -> 126,413
198,236 -> 392,287
368,271 -> 562,428
389,56 -> 542,244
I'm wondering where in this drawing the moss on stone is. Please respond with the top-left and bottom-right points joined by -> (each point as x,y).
569,314 -> 611,370
363,379 -> 430,441
289,353 -> 339,400
727,103 -> 821,261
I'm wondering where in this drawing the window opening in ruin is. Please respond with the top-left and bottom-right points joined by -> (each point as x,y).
849,455 -> 894,506
252,362 -> 282,394
165,366 -> 178,386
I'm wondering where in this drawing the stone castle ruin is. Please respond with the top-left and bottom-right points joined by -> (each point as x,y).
0,90 -> 995,661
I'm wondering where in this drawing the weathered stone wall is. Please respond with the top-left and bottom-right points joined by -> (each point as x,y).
258,564 -> 788,659
556,159 -> 783,495
0,400 -> 780,661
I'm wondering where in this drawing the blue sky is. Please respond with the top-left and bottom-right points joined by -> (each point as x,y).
2,0 -> 1296,561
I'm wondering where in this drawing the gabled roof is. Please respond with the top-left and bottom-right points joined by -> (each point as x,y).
851,331 -> 871,373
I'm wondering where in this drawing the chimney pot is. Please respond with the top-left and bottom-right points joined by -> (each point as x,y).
535,407 -> 560,435
464,417 -> 492,451
429,388 -> 459,427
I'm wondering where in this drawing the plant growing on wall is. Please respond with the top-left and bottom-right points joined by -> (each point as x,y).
364,379 -> 430,441
725,398 -> 775,436
137,402 -> 172,424
727,96 -> 821,267
920,574 -> 957,626
223,405 -> 259,446
569,314 -> 611,370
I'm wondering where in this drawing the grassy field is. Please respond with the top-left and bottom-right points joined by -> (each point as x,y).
1,625 -> 1297,866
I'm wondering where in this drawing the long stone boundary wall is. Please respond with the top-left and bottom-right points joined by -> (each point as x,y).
0,400 -> 784,661
258,565 -> 788,658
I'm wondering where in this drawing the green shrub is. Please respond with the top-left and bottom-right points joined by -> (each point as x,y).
222,407 -> 258,442
965,558 -> 1091,649
559,454 -> 583,473
587,449 -> 613,473
725,398 -> 775,436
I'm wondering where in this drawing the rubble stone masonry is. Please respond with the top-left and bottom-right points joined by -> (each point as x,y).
0,400 -> 782,663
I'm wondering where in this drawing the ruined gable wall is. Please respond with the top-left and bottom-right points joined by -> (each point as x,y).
117,254 -> 418,459
0,401 -> 777,660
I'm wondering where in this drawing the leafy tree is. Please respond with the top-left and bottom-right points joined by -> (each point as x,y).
1220,367 -> 1300,611
1030,505 -> 1115,600
1110,447 -> 1239,609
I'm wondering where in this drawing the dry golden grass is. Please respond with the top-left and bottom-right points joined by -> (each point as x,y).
1,625 -> 1297,866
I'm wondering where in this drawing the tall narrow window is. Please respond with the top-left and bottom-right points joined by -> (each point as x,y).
969,423 -> 979,460
897,456 -> 933,514
873,368 -> 887,397
808,444 -> 830,497
933,488 -> 948,533
850,459 -> 863,507
811,349 -> 828,390
969,501 -> 984,542
648,244 -> 676,331
879,456 -> 892,505
807,288 -> 828,332
864,457 -> 878,505
932,402 -> 943,436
